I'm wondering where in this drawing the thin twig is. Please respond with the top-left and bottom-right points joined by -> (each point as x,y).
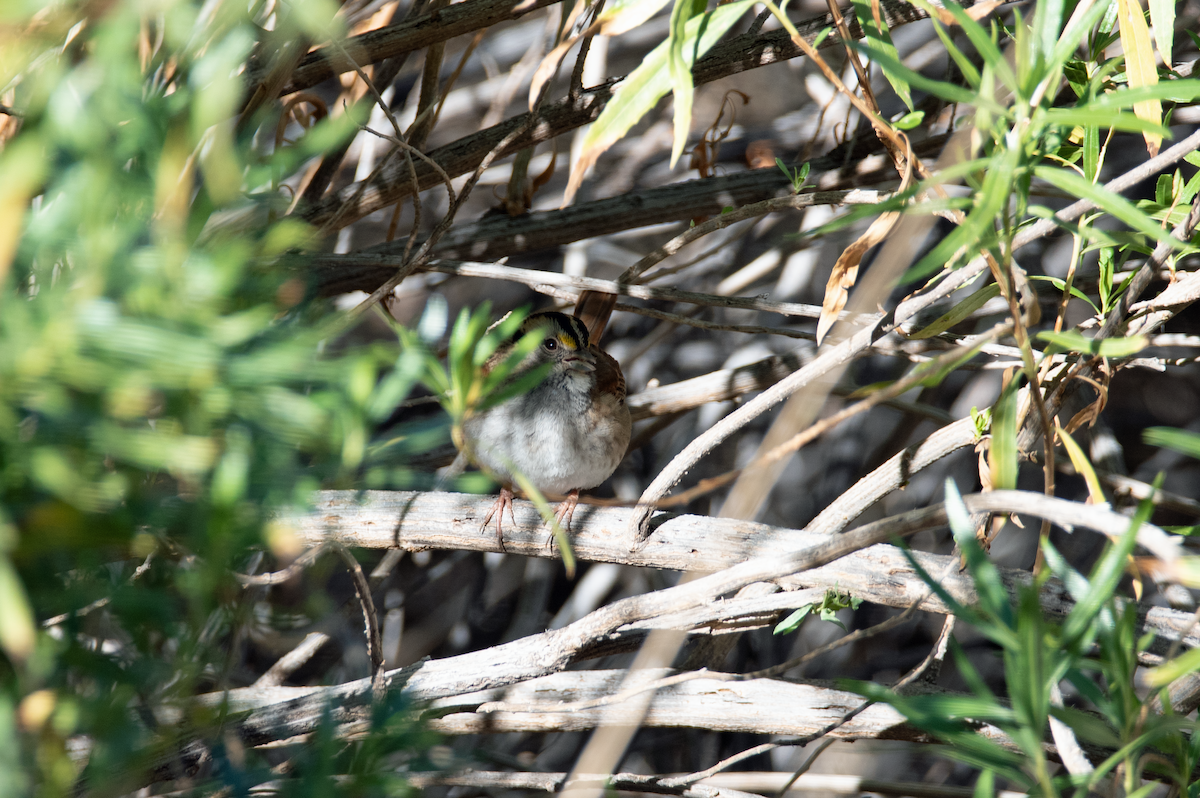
332,543 -> 384,676
234,544 -> 327,586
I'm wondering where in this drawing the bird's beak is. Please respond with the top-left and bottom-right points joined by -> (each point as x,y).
565,351 -> 596,373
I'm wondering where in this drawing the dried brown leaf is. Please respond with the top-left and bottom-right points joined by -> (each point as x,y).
815,210 -> 899,345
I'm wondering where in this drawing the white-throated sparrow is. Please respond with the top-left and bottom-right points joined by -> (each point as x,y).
461,292 -> 631,549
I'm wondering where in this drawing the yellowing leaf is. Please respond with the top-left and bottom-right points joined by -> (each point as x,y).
0,555 -> 35,662
595,0 -> 672,37
1116,0 -> 1162,157
1056,421 -> 1105,505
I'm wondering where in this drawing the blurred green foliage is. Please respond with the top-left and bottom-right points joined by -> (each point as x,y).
0,0 -> 430,793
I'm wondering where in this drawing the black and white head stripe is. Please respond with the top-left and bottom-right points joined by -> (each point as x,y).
517,312 -> 590,350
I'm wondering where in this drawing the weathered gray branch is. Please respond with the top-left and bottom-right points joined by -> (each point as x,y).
182,490 -> 1197,749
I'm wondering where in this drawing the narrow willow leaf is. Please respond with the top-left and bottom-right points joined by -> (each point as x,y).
918,340 -> 987,388
1036,329 -> 1149,357
667,0 -> 705,168
1147,0 -> 1174,69
1089,79 -> 1200,107
1084,121 -> 1100,181
0,139 -> 46,284
510,470 -> 576,577
920,0 -> 1017,91
1027,275 -> 1100,316
932,19 -> 981,87
850,0 -> 912,109
774,605 -> 813,635
846,41 -> 988,108
907,136 -> 1020,280
565,0 -> 755,204
1144,426 -> 1200,459
1042,107 -> 1169,138
1040,540 -> 1093,603
1051,0 -> 1117,71
1116,0 -> 1163,156
1034,166 -> 1184,247
988,374 -> 1021,492
909,283 -> 1002,339
1031,0 -> 1064,70
944,480 -> 1018,641
1063,476 -> 1157,645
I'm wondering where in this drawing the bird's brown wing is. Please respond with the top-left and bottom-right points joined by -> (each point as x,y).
592,346 -> 626,402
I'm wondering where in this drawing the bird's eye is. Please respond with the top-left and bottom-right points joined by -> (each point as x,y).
543,337 -> 558,351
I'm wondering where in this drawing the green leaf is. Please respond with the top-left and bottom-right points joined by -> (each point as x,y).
844,675 -> 1028,783
917,340 -> 987,388
1036,330 -> 1148,357
1088,79 -> 1200,107
988,373 -> 1020,492
594,0 -> 673,36
1083,118 -> 1100,183
667,0 -> 706,168
907,136 -> 1021,281
367,347 -> 425,422
945,479 -> 1016,634
1035,165 -> 1187,248
910,283 -> 1001,339
894,110 -> 925,130
847,40 -> 990,109
1144,426 -> 1200,459
568,0 -> 756,200
1051,0 -> 1120,74
1144,640 -> 1200,688
1040,540 -> 1093,606
1027,275 -> 1100,316
774,605 -> 813,635
850,0 -> 912,109
973,770 -> 994,798
1042,107 -> 1170,138
510,470 -> 576,578
1156,173 -> 1175,206
479,362 -> 551,411
1063,475 -> 1158,647
931,18 -> 980,88
1030,0 -> 1064,72
926,0 -> 1017,91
